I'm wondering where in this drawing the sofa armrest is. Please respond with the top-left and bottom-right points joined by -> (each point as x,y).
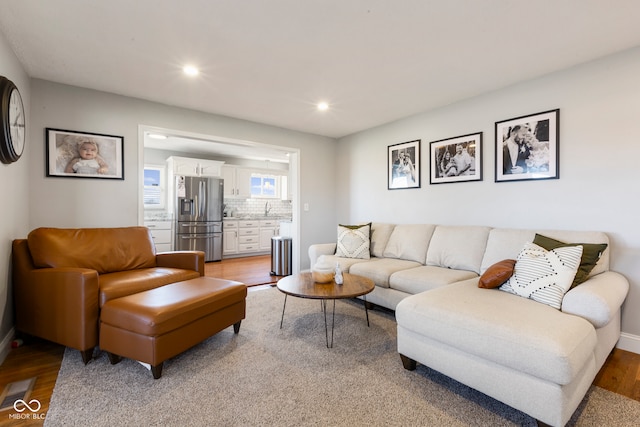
156,251 -> 205,276
15,267 -> 100,351
308,243 -> 336,267
561,271 -> 629,328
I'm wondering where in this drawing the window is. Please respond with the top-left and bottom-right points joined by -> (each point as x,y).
144,165 -> 166,209
250,174 -> 279,198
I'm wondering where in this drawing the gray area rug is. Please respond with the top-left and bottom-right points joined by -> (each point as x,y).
45,287 -> 640,426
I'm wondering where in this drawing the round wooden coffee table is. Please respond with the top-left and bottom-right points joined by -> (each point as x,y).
276,272 -> 375,348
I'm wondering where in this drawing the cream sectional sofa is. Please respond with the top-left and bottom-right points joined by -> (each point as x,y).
308,223 -> 629,427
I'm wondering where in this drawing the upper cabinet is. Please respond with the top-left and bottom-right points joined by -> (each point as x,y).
222,165 -> 252,199
223,165 -> 289,199
167,156 -> 224,178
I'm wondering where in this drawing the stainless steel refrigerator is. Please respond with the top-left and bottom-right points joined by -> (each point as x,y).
174,176 -> 224,262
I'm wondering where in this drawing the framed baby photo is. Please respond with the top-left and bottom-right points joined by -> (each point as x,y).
429,132 -> 483,184
46,128 -> 124,180
495,109 -> 559,183
388,139 -> 421,189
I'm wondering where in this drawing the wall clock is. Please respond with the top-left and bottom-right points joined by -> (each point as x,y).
0,76 -> 26,164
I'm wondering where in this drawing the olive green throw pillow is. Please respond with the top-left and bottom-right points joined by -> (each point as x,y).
532,234 -> 608,288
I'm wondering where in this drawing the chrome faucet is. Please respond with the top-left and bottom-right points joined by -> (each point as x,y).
264,201 -> 272,216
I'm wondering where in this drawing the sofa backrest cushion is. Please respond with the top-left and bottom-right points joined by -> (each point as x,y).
481,228 -> 610,275
28,227 -> 157,274
370,223 -> 396,258
426,226 -> 491,273
382,224 -> 435,263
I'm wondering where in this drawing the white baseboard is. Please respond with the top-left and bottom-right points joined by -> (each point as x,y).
617,332 -> 640,355
0,327 -> 15,365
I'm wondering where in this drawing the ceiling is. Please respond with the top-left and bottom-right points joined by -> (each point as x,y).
1,1 -> 640,140
143,131 -> 292,163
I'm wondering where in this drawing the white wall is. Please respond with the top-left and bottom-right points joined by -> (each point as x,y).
0,31 -> 31,360
29,80 -> 337,269
337,47 -> 640,346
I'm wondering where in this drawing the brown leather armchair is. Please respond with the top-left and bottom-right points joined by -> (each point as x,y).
12,227 -> 204,363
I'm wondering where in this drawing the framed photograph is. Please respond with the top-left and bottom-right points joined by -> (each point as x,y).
46,128 -> 124,179
429,132 -> 482,184
495,109 -> 559,182
388,139 -> 420,189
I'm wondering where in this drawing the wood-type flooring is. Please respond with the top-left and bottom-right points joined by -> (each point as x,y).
0,255 -> 638,426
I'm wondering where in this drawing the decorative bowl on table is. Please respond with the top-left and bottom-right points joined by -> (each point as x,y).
312,261 -> 334,283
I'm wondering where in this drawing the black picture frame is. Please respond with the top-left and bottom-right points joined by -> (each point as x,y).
495,109 -> 559,182
429,132 -> 483,184
46,128 -> 124,180
388,139 -> 420,189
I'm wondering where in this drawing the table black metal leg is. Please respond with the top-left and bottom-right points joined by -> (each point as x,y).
321,299 -> 337,348
322,299 -> 328,347
363,295 -> 370,327
330,299 -> 336,348
280,294 -> 288,329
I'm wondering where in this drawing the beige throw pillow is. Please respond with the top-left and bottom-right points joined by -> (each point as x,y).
335,223 -> 371,259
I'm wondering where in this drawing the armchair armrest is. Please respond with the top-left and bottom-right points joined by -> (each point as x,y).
562,271 -> 629,328
308,243 -> 337,267
156,251 -> 205,276
15,267 -> 100,352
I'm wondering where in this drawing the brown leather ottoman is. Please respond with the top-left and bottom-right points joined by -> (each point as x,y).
99,277 -> 247,379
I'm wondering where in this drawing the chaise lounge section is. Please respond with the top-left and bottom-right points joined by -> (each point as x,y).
309,223 -> 629,426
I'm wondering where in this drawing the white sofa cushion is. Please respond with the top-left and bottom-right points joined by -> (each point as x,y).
349,258 -> 422,288
317,254 -> 374,273
382,224 -> 435,263
396,279 -> 597,385
370,223 -> 395,258
425,225 -> 491,273
389,265 -> 478,294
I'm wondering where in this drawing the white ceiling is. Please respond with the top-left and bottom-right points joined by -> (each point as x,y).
1,0 -> 640,140
143,130 -> 292,163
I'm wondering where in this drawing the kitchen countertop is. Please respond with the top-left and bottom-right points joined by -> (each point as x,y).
224,215 -> 292,221
144,213 -> 173,221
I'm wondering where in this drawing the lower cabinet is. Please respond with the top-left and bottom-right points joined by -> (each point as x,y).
223,220 -> 239,256
259,220 -> 278,251
238,220 -> 260,253
222,218 -> 280,258
144,221 -> 173,252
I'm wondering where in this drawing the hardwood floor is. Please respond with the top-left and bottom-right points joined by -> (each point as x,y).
1,255 -> 639,426
204,254 -> 285,286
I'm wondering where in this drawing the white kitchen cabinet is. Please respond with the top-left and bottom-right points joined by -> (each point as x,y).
280,174 -> 289,200
222,165 -> 252,198
221,166 -> 236,197
223,220 -> 239,255
278,220 -> 292,237
259,219 -> 278,250
223,218 -> 288,258
238,220 -> 260,252
144,221 -> 173,252
168,156 -> 224,178
198,159 -> 225,177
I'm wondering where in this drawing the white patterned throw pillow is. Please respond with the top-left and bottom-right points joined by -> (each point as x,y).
499,242 -> 583,309
335,223 -> 371,259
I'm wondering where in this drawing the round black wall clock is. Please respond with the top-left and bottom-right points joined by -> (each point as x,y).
0,76 -> 26,164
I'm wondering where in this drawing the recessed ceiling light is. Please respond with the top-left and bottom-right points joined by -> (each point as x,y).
183,65 -> 199,76
148,133 -> 168,140
317,102 -> 329,111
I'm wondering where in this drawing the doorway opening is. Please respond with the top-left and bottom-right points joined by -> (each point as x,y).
137,125 -> 300,274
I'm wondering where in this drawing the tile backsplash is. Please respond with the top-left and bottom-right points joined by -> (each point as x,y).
224,198 -> 292,218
